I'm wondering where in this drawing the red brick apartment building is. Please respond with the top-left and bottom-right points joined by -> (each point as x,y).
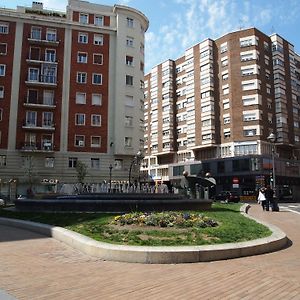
143,28 -> 300,199
0,0 -> 148,197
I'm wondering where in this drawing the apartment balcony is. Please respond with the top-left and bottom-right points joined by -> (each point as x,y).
25,75 -> 57,87
26,57 -> 58,65
28,36 -> 59,46
20,142 -> 54,153
22,122 -> 55,131
23,97 -> 56,109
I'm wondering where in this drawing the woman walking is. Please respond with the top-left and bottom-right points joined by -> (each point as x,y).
257,188 -> 267,211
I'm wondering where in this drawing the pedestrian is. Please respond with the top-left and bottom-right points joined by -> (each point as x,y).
264,185 -> 274,211
257,188 -> 267,210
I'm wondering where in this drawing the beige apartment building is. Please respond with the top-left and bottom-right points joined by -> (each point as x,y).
0,0 -> 148,197
143,28 -> 300,199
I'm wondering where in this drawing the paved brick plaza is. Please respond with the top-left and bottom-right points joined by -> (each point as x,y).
0,204 -> 300,299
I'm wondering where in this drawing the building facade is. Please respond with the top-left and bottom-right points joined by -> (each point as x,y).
0,0 -> 148,196
143,28 -> 300,199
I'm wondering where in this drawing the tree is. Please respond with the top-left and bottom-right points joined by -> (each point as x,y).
75,160 -> 88,193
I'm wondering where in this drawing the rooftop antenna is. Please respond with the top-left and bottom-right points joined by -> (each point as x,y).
238,19 -> 244,30
271,25 -> 275,34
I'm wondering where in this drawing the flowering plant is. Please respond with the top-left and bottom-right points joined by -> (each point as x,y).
111,211 -> 218,228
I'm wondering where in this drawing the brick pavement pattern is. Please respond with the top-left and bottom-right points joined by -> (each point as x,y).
0,204 -> 300,300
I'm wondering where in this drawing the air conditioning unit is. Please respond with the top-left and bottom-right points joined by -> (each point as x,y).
78,141 -> 84,146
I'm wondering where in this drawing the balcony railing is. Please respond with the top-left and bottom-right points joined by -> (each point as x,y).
28,35 -> 59,46
23,121 -> 55,131
20,142 -> 54,152
26,75 -> 57,86
23,96 -> 56,108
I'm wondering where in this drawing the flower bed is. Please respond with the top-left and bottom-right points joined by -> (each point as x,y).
112,211 -> 218,228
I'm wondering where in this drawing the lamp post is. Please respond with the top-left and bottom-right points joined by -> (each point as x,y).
109,164 -> 113,193
267,132 -> 276,196
128,150 -> 144,186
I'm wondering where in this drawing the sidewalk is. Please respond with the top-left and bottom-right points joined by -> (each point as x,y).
0,203 -> 299,299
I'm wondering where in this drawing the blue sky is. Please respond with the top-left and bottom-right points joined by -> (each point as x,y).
2,0 -> 300,73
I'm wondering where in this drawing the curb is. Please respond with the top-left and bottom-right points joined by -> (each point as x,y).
0,204 -> 288,264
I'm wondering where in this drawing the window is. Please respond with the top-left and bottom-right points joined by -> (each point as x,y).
46,29 -> 56,42
0,86 -> 3,98
26,111 -> 37,126
202,119 -> 211,127
75,135 -> 85,147
79,13 -> 88,24
94,34 -> 103,45
91,158 -> 100,169
77,52 -> 87,63
0,43 -> 7,55
92,73 -> 102,85
45,157 -> 54,168
126,75 -> 133,86
43,90 -> 54,105
222,73 -> 229,80
125,95 -> 134,106
126,55 -> 133,66
0,65 -> 6,76
124,137 -> 132,147
201,90 -> 213,99
243,113 -> 257,121
220,43 -> 227,53
243,96 -> 257,106
75,113 -> 85,125
44,49 -> 55,62
94,15 -> 104,26
126,36 -> 134,47
0,155 -> 6,166
31,27 -> 41,39
114,159 -> 123,170
91,136 -> 101,147
223,116 -> 231,124
127,17 -> 134,28
42,112 -> 53,127
224,131 -> 231,138
241,67 -> 255,76
93,54 -> 103,65
78,32 -> 88,44
240,39 -> 254,47
77,72 -> 87,84
28,65 -> 39,81
92,94 -> 102,106
27,89 -> 38,104
68,157 -> 77,168
221,58 -> 228,67
241,53 -> 254,61
0,23 -> 8,34
76,92 -> 86,104
125,115 -> 133,126
223,86 -> 229,95
223,99 -> 230,110
243,129 -> 257,136
91,114 -> 101,126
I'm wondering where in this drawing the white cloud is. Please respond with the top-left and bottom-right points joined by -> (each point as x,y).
145,0 -> 285,73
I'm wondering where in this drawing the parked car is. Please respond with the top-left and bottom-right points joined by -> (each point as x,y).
214,191 -> 240,203
0,193 -> 8,206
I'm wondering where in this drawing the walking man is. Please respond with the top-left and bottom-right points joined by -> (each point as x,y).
264,185 -> 274,211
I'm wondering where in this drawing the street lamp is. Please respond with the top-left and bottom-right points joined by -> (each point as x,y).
109,164 -> 113,193
267,132 -> 276,196
128,150 -> 144,186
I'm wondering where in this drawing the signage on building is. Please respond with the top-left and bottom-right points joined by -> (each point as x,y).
41,179 -> 58,184
232,177 -> 239,184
